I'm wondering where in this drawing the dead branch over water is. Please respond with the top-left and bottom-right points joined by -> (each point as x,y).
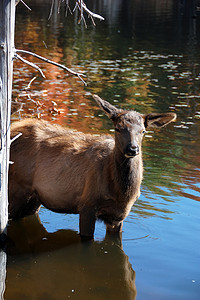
15,49 -> 87,85
15,0 -> 105,85
48,0 -> 104,25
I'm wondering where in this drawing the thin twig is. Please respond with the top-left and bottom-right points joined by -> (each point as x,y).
75,0 -> 104,26
20,0 -> 31,11
78,0 -> 104,21
27,93 -> 37,104
10,133 -> 22,145
15,0 -> 31,11
48,0 -> 104,26
9,132 -> 22,163
90,15 -> 96,27
15,53 -> 46,78
24,76 -> 37,90
43,41 -> 48,49
15,49 -> 87,85
58,0 -> 62,14
11,101 -> 23,115
48,0 -> 55,20
65,0 -> 72,16
73,2 -> 78,13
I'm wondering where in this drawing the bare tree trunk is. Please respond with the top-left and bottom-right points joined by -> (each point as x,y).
0,250 -> 6,300
0,0 -> 16,235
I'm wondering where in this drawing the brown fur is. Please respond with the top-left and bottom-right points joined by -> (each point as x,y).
9,95 -> 176,238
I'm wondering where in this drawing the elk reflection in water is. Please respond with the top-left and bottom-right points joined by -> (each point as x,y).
3,215 -> 136,300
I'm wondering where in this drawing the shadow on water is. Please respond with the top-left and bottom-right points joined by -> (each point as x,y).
1,215 -> 136,300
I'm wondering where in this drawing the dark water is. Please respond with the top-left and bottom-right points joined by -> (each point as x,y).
1,0 -> 200,299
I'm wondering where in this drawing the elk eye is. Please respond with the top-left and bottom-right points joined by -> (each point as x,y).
115,128 -> 120,133
141,129 -> 146,134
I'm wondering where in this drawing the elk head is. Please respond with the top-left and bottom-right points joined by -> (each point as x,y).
93,95 -> 176,158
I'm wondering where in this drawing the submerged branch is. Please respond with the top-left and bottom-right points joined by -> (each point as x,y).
24,76 -> 37,90
15,49 -> 87,85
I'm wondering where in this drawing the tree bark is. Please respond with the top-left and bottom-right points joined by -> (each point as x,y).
0,0 -> 16,235
0,250 -> 6,300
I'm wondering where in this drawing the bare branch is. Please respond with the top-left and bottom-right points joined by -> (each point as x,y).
48,0 -> 55,20
24,76 -> 37,90
73,0 -> 104,26
77,0 -> 104,22
10,133 -> 22,145
65,0 -> 73,16
15,49 -> 87,85
48,0 -> 104,26
11,101 -> 23,115
15,0 -> 31,11
43,41 -> 48,49
15,53 -> 46,78
9,133 -> 22,165
58,0 -> 62,14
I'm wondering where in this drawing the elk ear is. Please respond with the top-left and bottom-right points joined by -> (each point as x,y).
93,95 -> 119,120
143,112 -> 177,128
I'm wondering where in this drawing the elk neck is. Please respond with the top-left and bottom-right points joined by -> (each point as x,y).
110,146 -> 143,200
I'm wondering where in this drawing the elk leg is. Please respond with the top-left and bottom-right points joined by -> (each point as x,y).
79,210 -> 96,240
106,221 -> 123,233
9,180 -> 41,219
106,221 -> 123,244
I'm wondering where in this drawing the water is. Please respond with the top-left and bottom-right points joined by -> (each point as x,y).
1,0 -> 200,299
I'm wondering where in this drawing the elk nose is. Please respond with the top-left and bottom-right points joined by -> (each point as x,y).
125,145 -> 139,158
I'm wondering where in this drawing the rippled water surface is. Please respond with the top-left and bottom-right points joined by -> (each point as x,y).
1,0 -> 200,299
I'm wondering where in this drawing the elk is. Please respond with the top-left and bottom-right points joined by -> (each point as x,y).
9,95 -> 176,239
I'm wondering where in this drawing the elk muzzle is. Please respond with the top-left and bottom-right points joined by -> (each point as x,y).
125,145 -> 139,158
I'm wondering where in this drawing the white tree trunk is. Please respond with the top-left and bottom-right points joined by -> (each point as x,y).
0,250 -> 6,300
0,0 -> 16,235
